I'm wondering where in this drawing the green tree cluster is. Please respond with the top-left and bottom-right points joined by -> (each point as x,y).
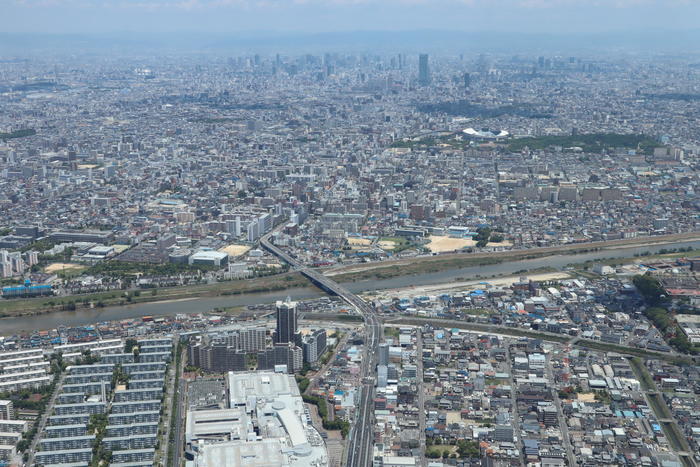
86,260 -> 216,280
475,227 -> 492,248
507,133 -> 659,154
88,413 -> 111,466
633,274 -> 698,355
456,440 -> 480,458
111,364 -> 129,388
295,376 -> 310,393
489,233 -> 504,243
302,394 -> 350,438
425,439 -> 480,459
633,274 -> 668,306
77,349 -> 100,365
124,338 -> 138,353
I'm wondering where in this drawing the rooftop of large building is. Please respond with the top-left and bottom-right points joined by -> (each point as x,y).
190,371 -> 327,467
227,370 -> 297,407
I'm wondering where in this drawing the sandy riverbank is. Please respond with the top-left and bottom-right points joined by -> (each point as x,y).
364,271 -> 571,300
325,232 -> 700,278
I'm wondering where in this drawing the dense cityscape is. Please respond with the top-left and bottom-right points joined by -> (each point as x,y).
2,17 -> 700,467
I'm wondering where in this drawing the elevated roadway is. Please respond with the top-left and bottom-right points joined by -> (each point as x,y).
261,232 -> 380,467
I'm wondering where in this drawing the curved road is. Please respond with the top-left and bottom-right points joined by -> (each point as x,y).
261,232 -> 380,467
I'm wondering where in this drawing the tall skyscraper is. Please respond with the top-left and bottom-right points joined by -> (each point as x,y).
378,343 -> 390,366
418,54 -> 430,86
275,298 -> 297,344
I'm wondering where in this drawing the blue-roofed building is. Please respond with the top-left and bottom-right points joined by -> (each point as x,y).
2,284 -> 53,298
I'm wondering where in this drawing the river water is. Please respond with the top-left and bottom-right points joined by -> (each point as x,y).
2,240 -> 698,334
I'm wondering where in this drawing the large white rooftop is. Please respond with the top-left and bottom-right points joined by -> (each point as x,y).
190,371 -> 326,467
185,407 -> 250,444
195,438 -> 287,467
227,371 -> 298,407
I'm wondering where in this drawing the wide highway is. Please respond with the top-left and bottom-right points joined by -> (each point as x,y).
261,232 -> 380,467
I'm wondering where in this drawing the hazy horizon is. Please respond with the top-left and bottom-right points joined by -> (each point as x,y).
3,29 -> 700,55
4,0 -> 700,36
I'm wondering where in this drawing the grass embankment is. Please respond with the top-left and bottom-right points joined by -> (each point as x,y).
628,357 -> 655,391
0,272 -> 312,318
567,247 -> 700,271
627,357 -> 693,462
462,308 -> 493,316
301,313 -> 363,323
328,232 -> 700,284
384,327 -> 400,338
577,340 -> 690,365
333,255 -> 509,282
331,249 -> 574,283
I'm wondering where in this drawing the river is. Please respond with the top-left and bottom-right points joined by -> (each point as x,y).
2,240 -> 698,334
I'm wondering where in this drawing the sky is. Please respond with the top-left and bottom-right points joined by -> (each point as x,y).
4,0 -> 700,35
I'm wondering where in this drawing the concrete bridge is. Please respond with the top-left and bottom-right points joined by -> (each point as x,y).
261,233 -> 380,467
